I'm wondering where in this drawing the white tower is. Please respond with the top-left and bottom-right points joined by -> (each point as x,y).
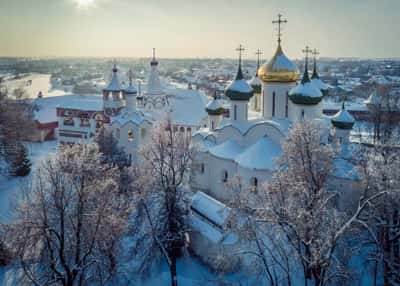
103,63 -> 124,116
146,48 -> 163,95
124,69 -> 138,113
258,14 -> 300,120
225,45 -> 254,123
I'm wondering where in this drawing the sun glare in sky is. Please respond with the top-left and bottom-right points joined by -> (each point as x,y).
73,0 -> 96,9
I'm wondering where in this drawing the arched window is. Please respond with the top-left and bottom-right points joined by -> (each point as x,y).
272,92 -> 276,117
222,170 -> 228,183
301,109 -> 305,119
211,121 -> 214,130
180,126 -> 185,133
250,177 -> 258,191
128,129 -> 134,141
173,126 -> 178,132
187,127 -> 192,133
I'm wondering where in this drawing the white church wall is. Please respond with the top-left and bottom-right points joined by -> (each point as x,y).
207,155 -> 238,203
288,101 -> 323,122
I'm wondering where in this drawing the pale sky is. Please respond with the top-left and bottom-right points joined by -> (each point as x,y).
0,0 -> 399,59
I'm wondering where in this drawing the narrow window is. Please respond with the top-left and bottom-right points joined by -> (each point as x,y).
272,92 -> 276,117
285,92 -> 289,117
116,128 -> 120,139
200,163 -> 205,174
301,109 -> 305,118
128,129 -> 134,141
234,104 -> 237,120
211,121 -> 214,130
250,177 -> 258,191
222,170 -> 228,182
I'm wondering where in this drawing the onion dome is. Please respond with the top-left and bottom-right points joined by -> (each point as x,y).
248,75 -> 261,94
258,44 -> 300,83
288,50 -> 323,105
248,49 -> 262,94
311,52 -> 329,95
225,47 -> 254,101
125,69 -> 137,95
104,63 -> 123,92
205,92 -> 225,115
331,102 -> 355,129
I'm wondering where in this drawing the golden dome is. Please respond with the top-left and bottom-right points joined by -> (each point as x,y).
258,45 -> 300,83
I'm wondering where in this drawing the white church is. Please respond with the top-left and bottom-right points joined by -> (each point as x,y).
188,17 -> 358,268
57,49 -> 207,163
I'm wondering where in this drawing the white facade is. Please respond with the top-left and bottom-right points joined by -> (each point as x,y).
262,82 -> 296,119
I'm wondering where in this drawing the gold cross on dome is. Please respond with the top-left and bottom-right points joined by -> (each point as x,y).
272,14 -> 288,45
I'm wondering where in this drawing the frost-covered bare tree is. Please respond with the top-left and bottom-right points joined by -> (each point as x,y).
129,119 -> 195,286
229,121 -> 387,286
356,101 -> 400,286
1,143 -> 131,286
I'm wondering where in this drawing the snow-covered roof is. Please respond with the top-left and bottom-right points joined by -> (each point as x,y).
208,139 -> 243,160
235,137 -> 281,170
311,78 -> 330,91
58,96 -> 103,111
191,191 -> 230,227
226,79 -> 253,94
104,66 -> 123,92
289,81 -> 322,98
112,110 -> 151,126
332,107 -> 355,124
125,83 -> 137,95
34,94 -> 103,123
331,105 -> 355,129
164,88 -> 207,126
205,96 -> 225,112
365,92 -> 381,105
248,75 -> 261,87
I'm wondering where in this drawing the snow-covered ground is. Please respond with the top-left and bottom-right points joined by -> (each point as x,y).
0,141 -> 57,223
3,73 -> 68,99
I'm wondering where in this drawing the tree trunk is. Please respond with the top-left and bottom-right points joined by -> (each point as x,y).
170,256 -> 178,286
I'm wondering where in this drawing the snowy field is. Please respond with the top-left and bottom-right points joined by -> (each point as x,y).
3,73 -> 68,99
0,141 -> 58,223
